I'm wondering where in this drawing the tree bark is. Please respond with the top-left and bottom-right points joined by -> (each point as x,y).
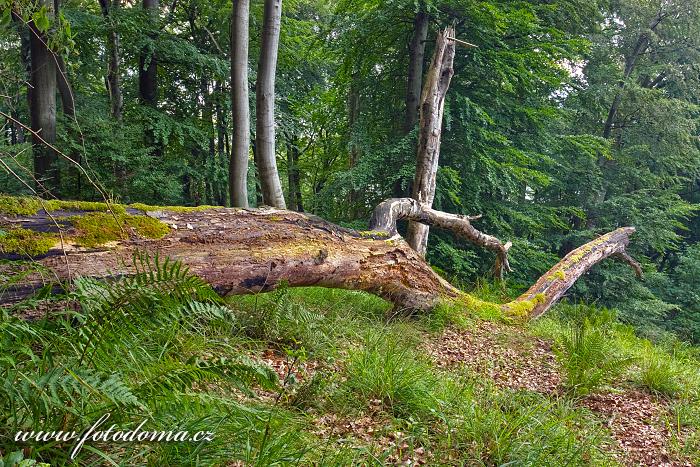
99,0 -> 123,120
506,227 -> 642,318
347,74 -> 360,214
404,10 -> 429,135
393,10 -> 429,198
56,56 -> 75,118
255,0 -> 286,208
406,26 -> 456,256
0,199 -> 641,320
286,136 -> 303,212
229,0 -> 250,208
371,198 -> 512,278
139,0 -> 159,107
29,0 -> 59,194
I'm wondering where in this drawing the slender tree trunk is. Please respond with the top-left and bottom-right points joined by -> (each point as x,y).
393,9 -> 429,198
229,0 -> 250,207
139,0 -> 159,107
347,75 -> 360,215
406,27 -> 456,256
255,0 -> 286,208
215,83 -> 228,206
29,0 -> 59,194
100,0 -> 123,120
404,10 -> 429,134
286,136 -> 303,212
55,56 -> 75,118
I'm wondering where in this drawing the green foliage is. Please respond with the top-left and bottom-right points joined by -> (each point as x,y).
0,254 -> 301,465
638,349 -> 683,397
454,389 -> 611,465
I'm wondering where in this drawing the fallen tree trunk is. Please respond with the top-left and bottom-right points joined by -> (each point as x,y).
0,200 -> 641,318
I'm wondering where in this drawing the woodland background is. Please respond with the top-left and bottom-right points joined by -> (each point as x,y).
1,0 -> 700,343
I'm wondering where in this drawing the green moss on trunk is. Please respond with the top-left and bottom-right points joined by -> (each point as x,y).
0,228 -> 57,256
71,213 -> 170,247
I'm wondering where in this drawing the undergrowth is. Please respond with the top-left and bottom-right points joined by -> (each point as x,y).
1,266 -> 699,465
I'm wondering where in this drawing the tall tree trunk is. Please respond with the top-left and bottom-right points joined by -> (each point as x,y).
139,0 -> 160,164
255,0 -> 286,208
404,10 -> 429,134
29,0 -> 59,194
99,0 -> 123,120
215,82 -> 228,206
286,136 -> 303,212
393,9 -> 429,198
229,0 -> 250,208
139,0 -> 159,107
347,75 -> 360,215
406,27 -> 455,256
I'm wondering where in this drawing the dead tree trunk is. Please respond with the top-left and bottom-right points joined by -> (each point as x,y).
0,199 -> 641,319
255,0 -> 286,209
506,227 -> 642,318
371,198 -> 512,278
406,26 -> 456,256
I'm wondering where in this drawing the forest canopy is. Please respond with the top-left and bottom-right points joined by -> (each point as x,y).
1,0 -> 700,343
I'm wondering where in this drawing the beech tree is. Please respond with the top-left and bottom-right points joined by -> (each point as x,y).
28,0 -> 58,193
99,0 -> 123,120
255,0 -> 286,208
229,0 -> 251,208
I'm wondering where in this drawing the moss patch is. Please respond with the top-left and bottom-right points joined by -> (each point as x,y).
0,228 -> 56,256
44,199 -> 127,214
0,195 -> 43,216
0,195 -> 127,216
358,230 -> 389,238
503,293 -> 547,319
71,213 -> 170,248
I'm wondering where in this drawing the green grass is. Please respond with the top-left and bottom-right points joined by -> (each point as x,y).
2,265 -> 699,465
339,329 -> 440,418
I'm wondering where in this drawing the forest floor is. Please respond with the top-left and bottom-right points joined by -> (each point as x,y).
227,287 -> 700,466
3,284 -> 700,465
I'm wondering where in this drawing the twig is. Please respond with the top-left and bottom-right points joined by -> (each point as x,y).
446,36 -> 478,48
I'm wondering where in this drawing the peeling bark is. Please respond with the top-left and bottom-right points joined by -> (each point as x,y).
371,198 -> 511,278
507,227 -> 642,318
406,26 -> 456,256
1,204 -> 641,319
